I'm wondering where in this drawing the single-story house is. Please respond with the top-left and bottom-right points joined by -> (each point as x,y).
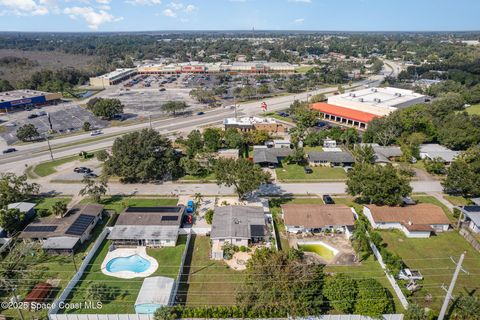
419,144 -> 460,164
252,146 -> 292,167
357,143 -> 403,164
19,204 -> 104,253
217,149 -> 239,160
459,205 -> 480,234
210,206 -> 267,260
307,151 -> 355,167
108,206 -> 185,247
134,276 -> 175,314
282,204 -> 355,238
470,198 -> 480,206
266,139 -> 291,149
363,204 -> 450,238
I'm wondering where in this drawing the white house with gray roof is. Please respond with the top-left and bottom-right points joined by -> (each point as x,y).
459,206 -> 480,234
210,206 -> 267,260
420,144 -> 460,163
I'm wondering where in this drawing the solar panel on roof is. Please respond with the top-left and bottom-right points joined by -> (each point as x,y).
65,214 -> 95,236
250,225 -> 265,237
161,215 -> 179,221
24,225 -> 57,233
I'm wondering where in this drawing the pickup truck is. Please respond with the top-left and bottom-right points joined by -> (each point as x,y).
398,268 -> 423,281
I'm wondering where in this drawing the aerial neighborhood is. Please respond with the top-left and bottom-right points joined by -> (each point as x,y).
1,7 -> 480,320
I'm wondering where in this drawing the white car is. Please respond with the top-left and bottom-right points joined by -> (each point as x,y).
90,130 -> 103,136
398,268 -> 423,281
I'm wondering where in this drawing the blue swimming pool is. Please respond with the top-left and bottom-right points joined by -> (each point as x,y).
106,255 -> 151,273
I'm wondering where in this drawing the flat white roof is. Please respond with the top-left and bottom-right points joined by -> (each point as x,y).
329,87 -> 426,110
135,276 -> 174,307
7,202 -> 36,212
0,90 -> 51,102
224,116 -> 278,126
97,68 -> 136,80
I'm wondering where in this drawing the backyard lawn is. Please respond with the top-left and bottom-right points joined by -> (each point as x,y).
178,236 -> 245,306
0,216 -> 109,319
275,162 -> 346,182
65,236 -> 187,314
378,230 -> 480,313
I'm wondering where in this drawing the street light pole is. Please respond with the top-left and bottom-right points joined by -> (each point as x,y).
46,135 -> 54,161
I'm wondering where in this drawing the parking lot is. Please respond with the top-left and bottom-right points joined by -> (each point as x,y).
0,104 -> 108,145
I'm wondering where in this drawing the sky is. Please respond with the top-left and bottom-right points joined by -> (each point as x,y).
0,0 -> 478,32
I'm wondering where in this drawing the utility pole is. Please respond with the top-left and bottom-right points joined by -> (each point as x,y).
46,135 -> 54,160
71,250 -> 78,272
438,252 -> 468,320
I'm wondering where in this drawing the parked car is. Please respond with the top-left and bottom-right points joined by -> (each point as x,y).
83,172 -> 98,178
402,196 -> 416,205
27,114 -> 38,119
74,167 -> 92,173
90,130 -> 103,136
5,122 -> 17,127
398,268 -> 423,281
186,200 -> 195,214
36,111 -> 47,116
196,111 -> 205,116
343,166 -> 353,173
303,166 -> 313,174
159,88 -> 166,92
2,148 -> 17,154
322,195 -> 335,204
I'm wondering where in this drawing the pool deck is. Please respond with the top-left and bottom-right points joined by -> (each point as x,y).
101,246 -> 159,279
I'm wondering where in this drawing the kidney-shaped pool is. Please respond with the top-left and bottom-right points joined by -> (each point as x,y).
106,254 -> 151,273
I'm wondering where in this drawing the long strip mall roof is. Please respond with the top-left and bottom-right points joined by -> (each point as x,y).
311,102 -> 379,123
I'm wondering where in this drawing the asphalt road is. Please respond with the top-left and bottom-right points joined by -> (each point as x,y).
37,180 -> 443,197
0,60 -> 399,176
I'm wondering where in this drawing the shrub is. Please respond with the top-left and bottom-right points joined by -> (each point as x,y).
205,209 -> 214,224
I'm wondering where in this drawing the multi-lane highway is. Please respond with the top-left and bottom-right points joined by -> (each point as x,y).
0,61 -> 398,178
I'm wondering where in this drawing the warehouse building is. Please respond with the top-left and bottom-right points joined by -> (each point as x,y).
0,90 -> 63,112
89,68 -> 136,87
311,87 -> 427,130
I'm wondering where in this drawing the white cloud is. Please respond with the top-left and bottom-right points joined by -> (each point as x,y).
288,0 -> 311,3
125,0 -> 161,5
162,8 -> 176,17
0,0 -> 49,16
294,18 -> 304,24
63,6 -> 121,29
165,2 -> 196,15
184,4 -> 195,12
96,0 -> 110,3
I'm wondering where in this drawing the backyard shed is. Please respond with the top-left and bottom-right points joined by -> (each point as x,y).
24,282 -> 53,306
134,276 -> 175,314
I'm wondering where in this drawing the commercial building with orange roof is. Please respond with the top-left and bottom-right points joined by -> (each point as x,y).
311,102 -> 378,129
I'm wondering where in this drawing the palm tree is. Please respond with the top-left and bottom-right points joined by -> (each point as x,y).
51,201 -> 67,218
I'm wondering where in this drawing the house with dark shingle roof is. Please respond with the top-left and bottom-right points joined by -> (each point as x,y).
282,204 -> 356,238
307,151 -> 355,167
363,204 -> 450,238
252,146 -> 292,167
210,206 -> 267,260
20,203 -> 104,253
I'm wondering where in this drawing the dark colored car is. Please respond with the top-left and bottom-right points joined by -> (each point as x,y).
196,111 -> 205,116
74,167 -> 92,173
27,114 -> 38,119
322,195 -> 335,204
2,148 -> 17,154
83,172 -> 98,178
303,166 -> 313,174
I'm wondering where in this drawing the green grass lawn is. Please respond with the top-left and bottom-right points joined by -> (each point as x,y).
378,230 -> 480,313
275,162 -> 346,182
80,196 -> 178,214
296,65 -> 315,74
299,243 -> 335,261
65,236 -> 187,314
304,146 -> 324,152
28,196 -> 72,211
466,104 -> 480,115
444,196 -> 472,206
0,216 -> 109,319
178,236 -> 245,306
